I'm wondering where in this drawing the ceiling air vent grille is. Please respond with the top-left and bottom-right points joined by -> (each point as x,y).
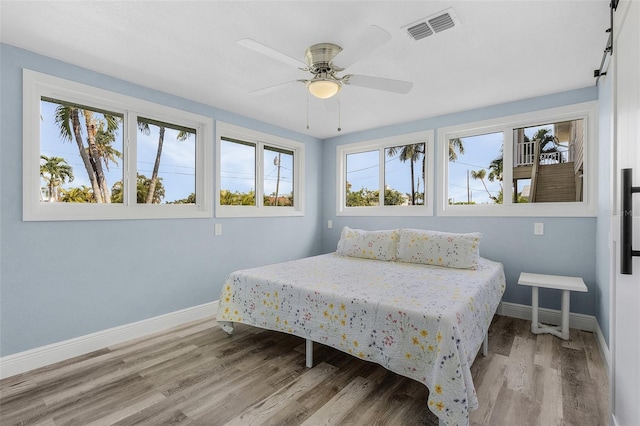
429,13 -> 455,33
402,8 -> 459,41
407,22 -> 433,41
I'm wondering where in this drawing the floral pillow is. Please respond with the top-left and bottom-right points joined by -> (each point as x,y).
396,228 -> 482,269
336,226 -> 399,261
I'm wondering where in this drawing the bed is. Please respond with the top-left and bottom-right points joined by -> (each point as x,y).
216,227 -> 505,426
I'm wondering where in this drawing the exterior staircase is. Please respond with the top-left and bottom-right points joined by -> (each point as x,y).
531,162 -> 577,202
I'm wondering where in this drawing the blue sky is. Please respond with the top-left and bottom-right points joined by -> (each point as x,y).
448,132 -> 503,204
346,148 -> 422,197
219,139 -> 294,197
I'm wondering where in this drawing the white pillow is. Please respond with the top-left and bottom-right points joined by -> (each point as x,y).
396,229 -> 482,269
336,226 -> 399,261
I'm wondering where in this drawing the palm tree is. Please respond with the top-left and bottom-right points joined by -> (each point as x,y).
488,154 -> 504,203
470,169 -> 498,202
92,121 -> 122,171
139,173 -> 165,204
470,150 -> 504,204
387,143 -> 425,205
532,128 -> 561,161
82,110 -> 112,203
55,106 -> 102,201
449,138 -> 465,161
40,155 -> 74,202
487,155 -> 503,184
138,121 -> 191,204
54,104 -> 120,203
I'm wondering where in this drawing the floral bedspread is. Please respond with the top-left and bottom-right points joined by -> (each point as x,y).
216,253 -> 505,426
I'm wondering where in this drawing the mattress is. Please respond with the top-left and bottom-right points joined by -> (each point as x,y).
216,253 -> 505,425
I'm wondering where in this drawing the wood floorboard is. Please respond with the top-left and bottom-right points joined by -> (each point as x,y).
535,364 -> 564,426
468,353 -> 508,425
0,315 -> 609,426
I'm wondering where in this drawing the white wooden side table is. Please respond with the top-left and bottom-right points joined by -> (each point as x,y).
517,272 -> 588,340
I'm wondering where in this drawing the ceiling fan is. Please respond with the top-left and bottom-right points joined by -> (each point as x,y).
238,25 -> 414,100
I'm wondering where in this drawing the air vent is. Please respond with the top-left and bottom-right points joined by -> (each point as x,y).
402,8 -> 459,41
429,13 -> 455,33
406,22 -> 433,41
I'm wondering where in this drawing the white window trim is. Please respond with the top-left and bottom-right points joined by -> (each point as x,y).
215,121 -> 305,218
23,69 -> 213,221
336,130 -> 435,217
437,101 -> 598,217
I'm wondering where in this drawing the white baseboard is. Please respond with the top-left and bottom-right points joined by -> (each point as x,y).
612,415 -> 620,426
592,317 -> 611,375
0,301 -> 218,380
498,301 -> 595,331
498,301 -> 610,372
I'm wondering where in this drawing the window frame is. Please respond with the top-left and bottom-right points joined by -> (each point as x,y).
336,130 -> 435,217
437,101 -> 597,217
23,69 -> 213,221
215,121 -> 305,218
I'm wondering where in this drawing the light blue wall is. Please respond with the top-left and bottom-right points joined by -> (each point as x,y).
0,44 -> 323,357
1,42 -> 610,358
320,88 -> 601,318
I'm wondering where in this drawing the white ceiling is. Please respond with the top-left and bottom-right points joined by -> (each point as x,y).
0,1 -> 610,140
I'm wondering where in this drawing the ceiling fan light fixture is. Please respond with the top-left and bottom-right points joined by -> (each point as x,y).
307,79 -> 341,99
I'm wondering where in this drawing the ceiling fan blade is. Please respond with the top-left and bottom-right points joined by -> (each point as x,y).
344,75 -> 414,94
334,25 -> 392,69
238,38 -> 306,69
248,80 -> 304,96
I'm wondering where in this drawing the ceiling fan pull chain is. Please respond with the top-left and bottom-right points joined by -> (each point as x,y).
337,92 -> 342,132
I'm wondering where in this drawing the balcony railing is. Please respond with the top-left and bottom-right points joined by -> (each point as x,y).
514,141 -> 572,167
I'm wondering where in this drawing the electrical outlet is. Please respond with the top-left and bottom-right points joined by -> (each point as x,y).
534,222 -> 544,235
215,223 -> 223,236
328,220 -> 333,229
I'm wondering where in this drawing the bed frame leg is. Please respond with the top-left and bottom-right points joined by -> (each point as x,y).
305,339 -> 313,368
483,332 -> 488,357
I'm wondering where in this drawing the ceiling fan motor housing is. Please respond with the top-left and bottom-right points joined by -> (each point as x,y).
305,43 -> 343,74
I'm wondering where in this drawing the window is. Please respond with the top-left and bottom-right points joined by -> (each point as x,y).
23,69 -> 213,221
438,102 -> 597,216
220,138 -> 256,206
135,117 -> 197,205
512,119 -> 584,204
216,121 -> 304,217
39,98 -> 125,204
337,130 -> 434,216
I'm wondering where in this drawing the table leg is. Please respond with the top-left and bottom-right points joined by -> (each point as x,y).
561,290 -> 570,340
306,339 -> 313,368
531,286 -> 540,334
483,332 -> 488,357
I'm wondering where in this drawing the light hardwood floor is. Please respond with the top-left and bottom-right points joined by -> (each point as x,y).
0,315 -> 609,426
